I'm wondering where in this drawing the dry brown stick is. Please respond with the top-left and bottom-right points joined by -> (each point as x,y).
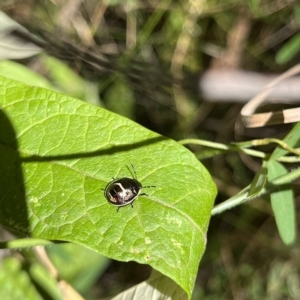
34,246 -> 84,300
199,69 -> 300,102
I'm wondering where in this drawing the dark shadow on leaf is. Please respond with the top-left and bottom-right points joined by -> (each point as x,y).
0,109 -> 28,235
0,108 -> 168,237
21,136 -> 168,162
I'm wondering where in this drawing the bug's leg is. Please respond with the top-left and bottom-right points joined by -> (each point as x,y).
140,193 -> 149,197
130,203 -> 134,208
117,207 -> 120,212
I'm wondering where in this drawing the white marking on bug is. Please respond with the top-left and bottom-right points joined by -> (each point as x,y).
171,238 -> 185,254
145,237 -> 152,244
115,183 -> 129,199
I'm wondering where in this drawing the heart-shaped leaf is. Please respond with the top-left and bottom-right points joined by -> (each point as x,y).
0,76 -> 216,298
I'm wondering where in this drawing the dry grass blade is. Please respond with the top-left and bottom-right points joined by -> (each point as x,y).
241,64 -> 300,127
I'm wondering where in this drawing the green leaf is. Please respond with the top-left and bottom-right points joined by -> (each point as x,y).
0,60 -> 55,90
267,161 -> 296,245
47,243 -> 110,295
0,76 -> 216,298
28,263 -> 64,300
112,270 -> 187,300
40,55 -> 87,99
248,162 -> 268,197
294,5 -> 300,26
269,122 -> 300,161
105,75 -> 135,118
275,32 -> 300,64
248,0 -> 261,16
0,257 -> 44,300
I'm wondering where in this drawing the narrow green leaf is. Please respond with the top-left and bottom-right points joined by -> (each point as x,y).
248,162 -> 268,197
267,161 -> 296,245
295,5 -> 300,26
0,76 -> 217,298
275,32 -> 300,64
269,122 -> 300,161
40,55 -> 87,99
28,263 -> 64,300
248,0 -> 261,16
0,60 -> 55,90
0,257 -> 44,300
105,75 -> 135,118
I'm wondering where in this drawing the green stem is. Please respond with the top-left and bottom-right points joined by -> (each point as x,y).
236,138 -> 300,156
0,238 -> 53,249
211,168 -> 300,215
179,139 -> 300,162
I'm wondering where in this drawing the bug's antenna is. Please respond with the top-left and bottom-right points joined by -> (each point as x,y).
127,164 -> 137,179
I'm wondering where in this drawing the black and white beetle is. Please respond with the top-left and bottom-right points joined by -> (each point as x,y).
104,165 -> 155,211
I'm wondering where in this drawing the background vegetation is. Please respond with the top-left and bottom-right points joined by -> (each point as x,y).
1,0 -> 300,299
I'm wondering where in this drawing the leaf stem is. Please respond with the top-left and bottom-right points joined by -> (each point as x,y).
235,138 -> 300,156
0,238 -> 53,249
179,139 -> 300,162
211,167 -> 300,215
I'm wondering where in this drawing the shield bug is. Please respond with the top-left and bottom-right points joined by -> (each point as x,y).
104,164 -> 155,211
